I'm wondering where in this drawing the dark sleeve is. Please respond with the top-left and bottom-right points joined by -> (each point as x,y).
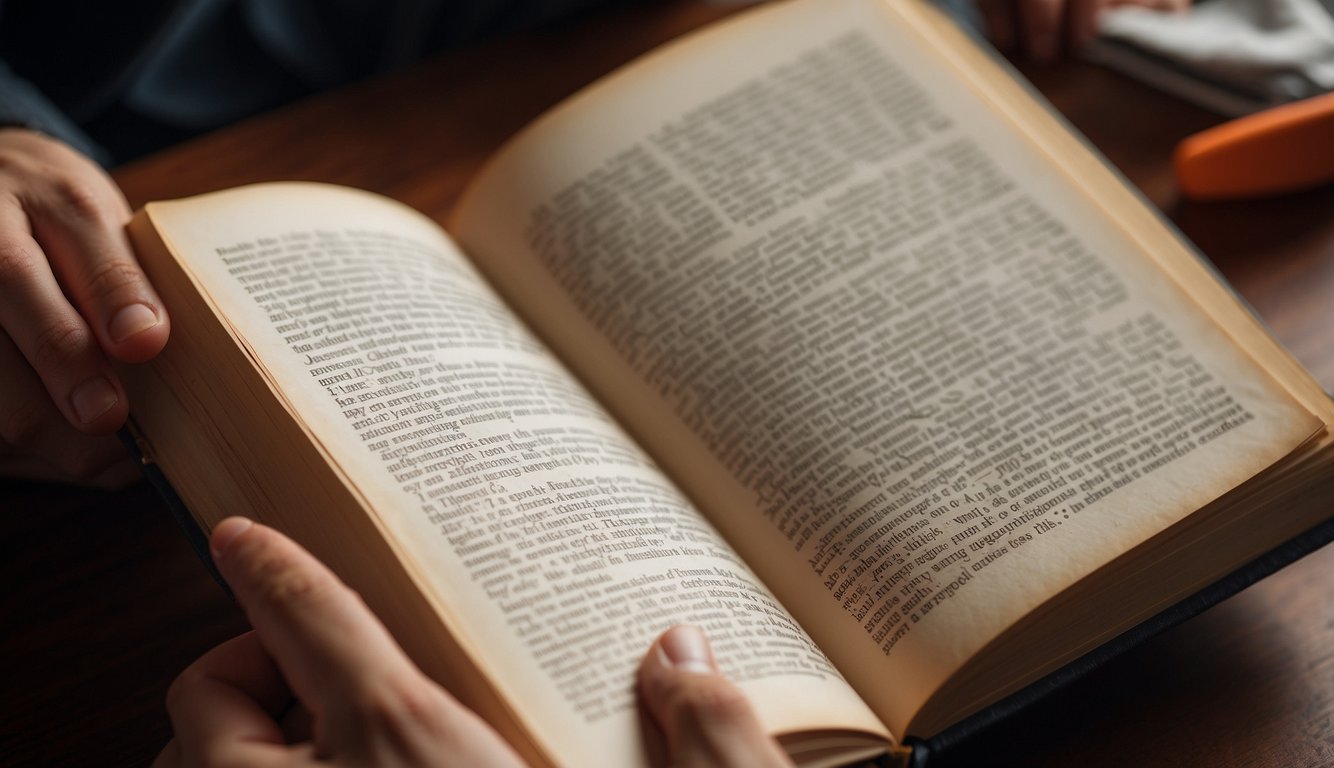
0,60 -> 111,165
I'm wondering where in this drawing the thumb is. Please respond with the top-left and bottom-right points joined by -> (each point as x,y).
637,626 -> 794,768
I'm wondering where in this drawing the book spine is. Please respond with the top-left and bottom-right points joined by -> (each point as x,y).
117,422 -> 231,598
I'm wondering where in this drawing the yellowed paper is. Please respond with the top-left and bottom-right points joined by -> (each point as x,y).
451,0 -> 1318,736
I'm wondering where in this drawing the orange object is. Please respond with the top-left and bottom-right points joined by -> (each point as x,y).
1174,90 -> 1334,200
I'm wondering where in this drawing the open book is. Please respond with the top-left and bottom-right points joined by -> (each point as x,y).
120,0 -> 1334,765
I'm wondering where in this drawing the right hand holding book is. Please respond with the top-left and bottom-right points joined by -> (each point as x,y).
157,518 -> 793,768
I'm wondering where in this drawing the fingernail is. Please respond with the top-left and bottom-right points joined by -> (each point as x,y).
109,303 -> 160,343
211,517 -> 254,560
658,626 -> 716,675
71,377 -> 118,424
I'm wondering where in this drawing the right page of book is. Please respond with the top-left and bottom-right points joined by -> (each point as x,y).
450,0 -> 1321,737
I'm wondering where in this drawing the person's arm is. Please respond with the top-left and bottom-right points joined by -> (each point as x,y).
0,61 -> 110,165
156,518 -> 795,768
0,126 -> 169,487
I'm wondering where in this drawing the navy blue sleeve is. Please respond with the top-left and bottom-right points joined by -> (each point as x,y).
0,60 -> 111,166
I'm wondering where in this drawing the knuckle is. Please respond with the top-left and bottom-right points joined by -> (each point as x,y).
50,175 -> 107,222
392,682 -> 450,729
0,239 -> 36,287
353,679 -> 453,738
245,544 -> 341,610
30,317 -> 89,371
256,561 -> 326,607
83,259 -> 143,303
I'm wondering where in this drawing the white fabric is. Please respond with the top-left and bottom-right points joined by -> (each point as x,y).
1085,0 -> 1334,115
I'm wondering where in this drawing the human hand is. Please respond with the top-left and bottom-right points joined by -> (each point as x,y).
977,0 -> 1191,61
638,625 -> 795,768
154,517 -> 528,767
158,518 -> 793,767
0,128 -> 168,488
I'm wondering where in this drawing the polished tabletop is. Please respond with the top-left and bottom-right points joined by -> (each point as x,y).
3,3 -> 1332,766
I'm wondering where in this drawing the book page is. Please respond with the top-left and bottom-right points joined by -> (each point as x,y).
449,0 -> 1320,736
139,183 -> 888,767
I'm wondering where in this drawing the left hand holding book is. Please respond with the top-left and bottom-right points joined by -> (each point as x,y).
153,517 -> 791,768
0,128 -> 168,489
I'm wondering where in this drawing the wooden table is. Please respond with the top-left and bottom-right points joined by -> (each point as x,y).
3,3 -> 1332,766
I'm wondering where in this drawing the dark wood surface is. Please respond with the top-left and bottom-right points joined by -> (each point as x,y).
3,3 -> 1332,766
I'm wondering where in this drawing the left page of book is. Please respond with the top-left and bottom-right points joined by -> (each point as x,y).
127,182 -> 889,768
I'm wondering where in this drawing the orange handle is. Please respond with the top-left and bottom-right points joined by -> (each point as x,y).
1174,90 -> 1334,200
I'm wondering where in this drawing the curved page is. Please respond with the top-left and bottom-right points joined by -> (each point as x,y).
450,0 -> 1318,737
142,182 -> 889,767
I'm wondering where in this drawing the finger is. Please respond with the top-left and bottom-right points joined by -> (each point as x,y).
211,518 -> 527,765
1019,0 -> 1065,61
977,0 -> 1017,52
209,518 -> 425,712
212,521 -> 510,760
13,138 -> 168,365
1068,0 -> 1105,50
637,626 -> 793,768
0,330 -> 134,482
164,630 -> 290,767
0,201 -> 125,433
